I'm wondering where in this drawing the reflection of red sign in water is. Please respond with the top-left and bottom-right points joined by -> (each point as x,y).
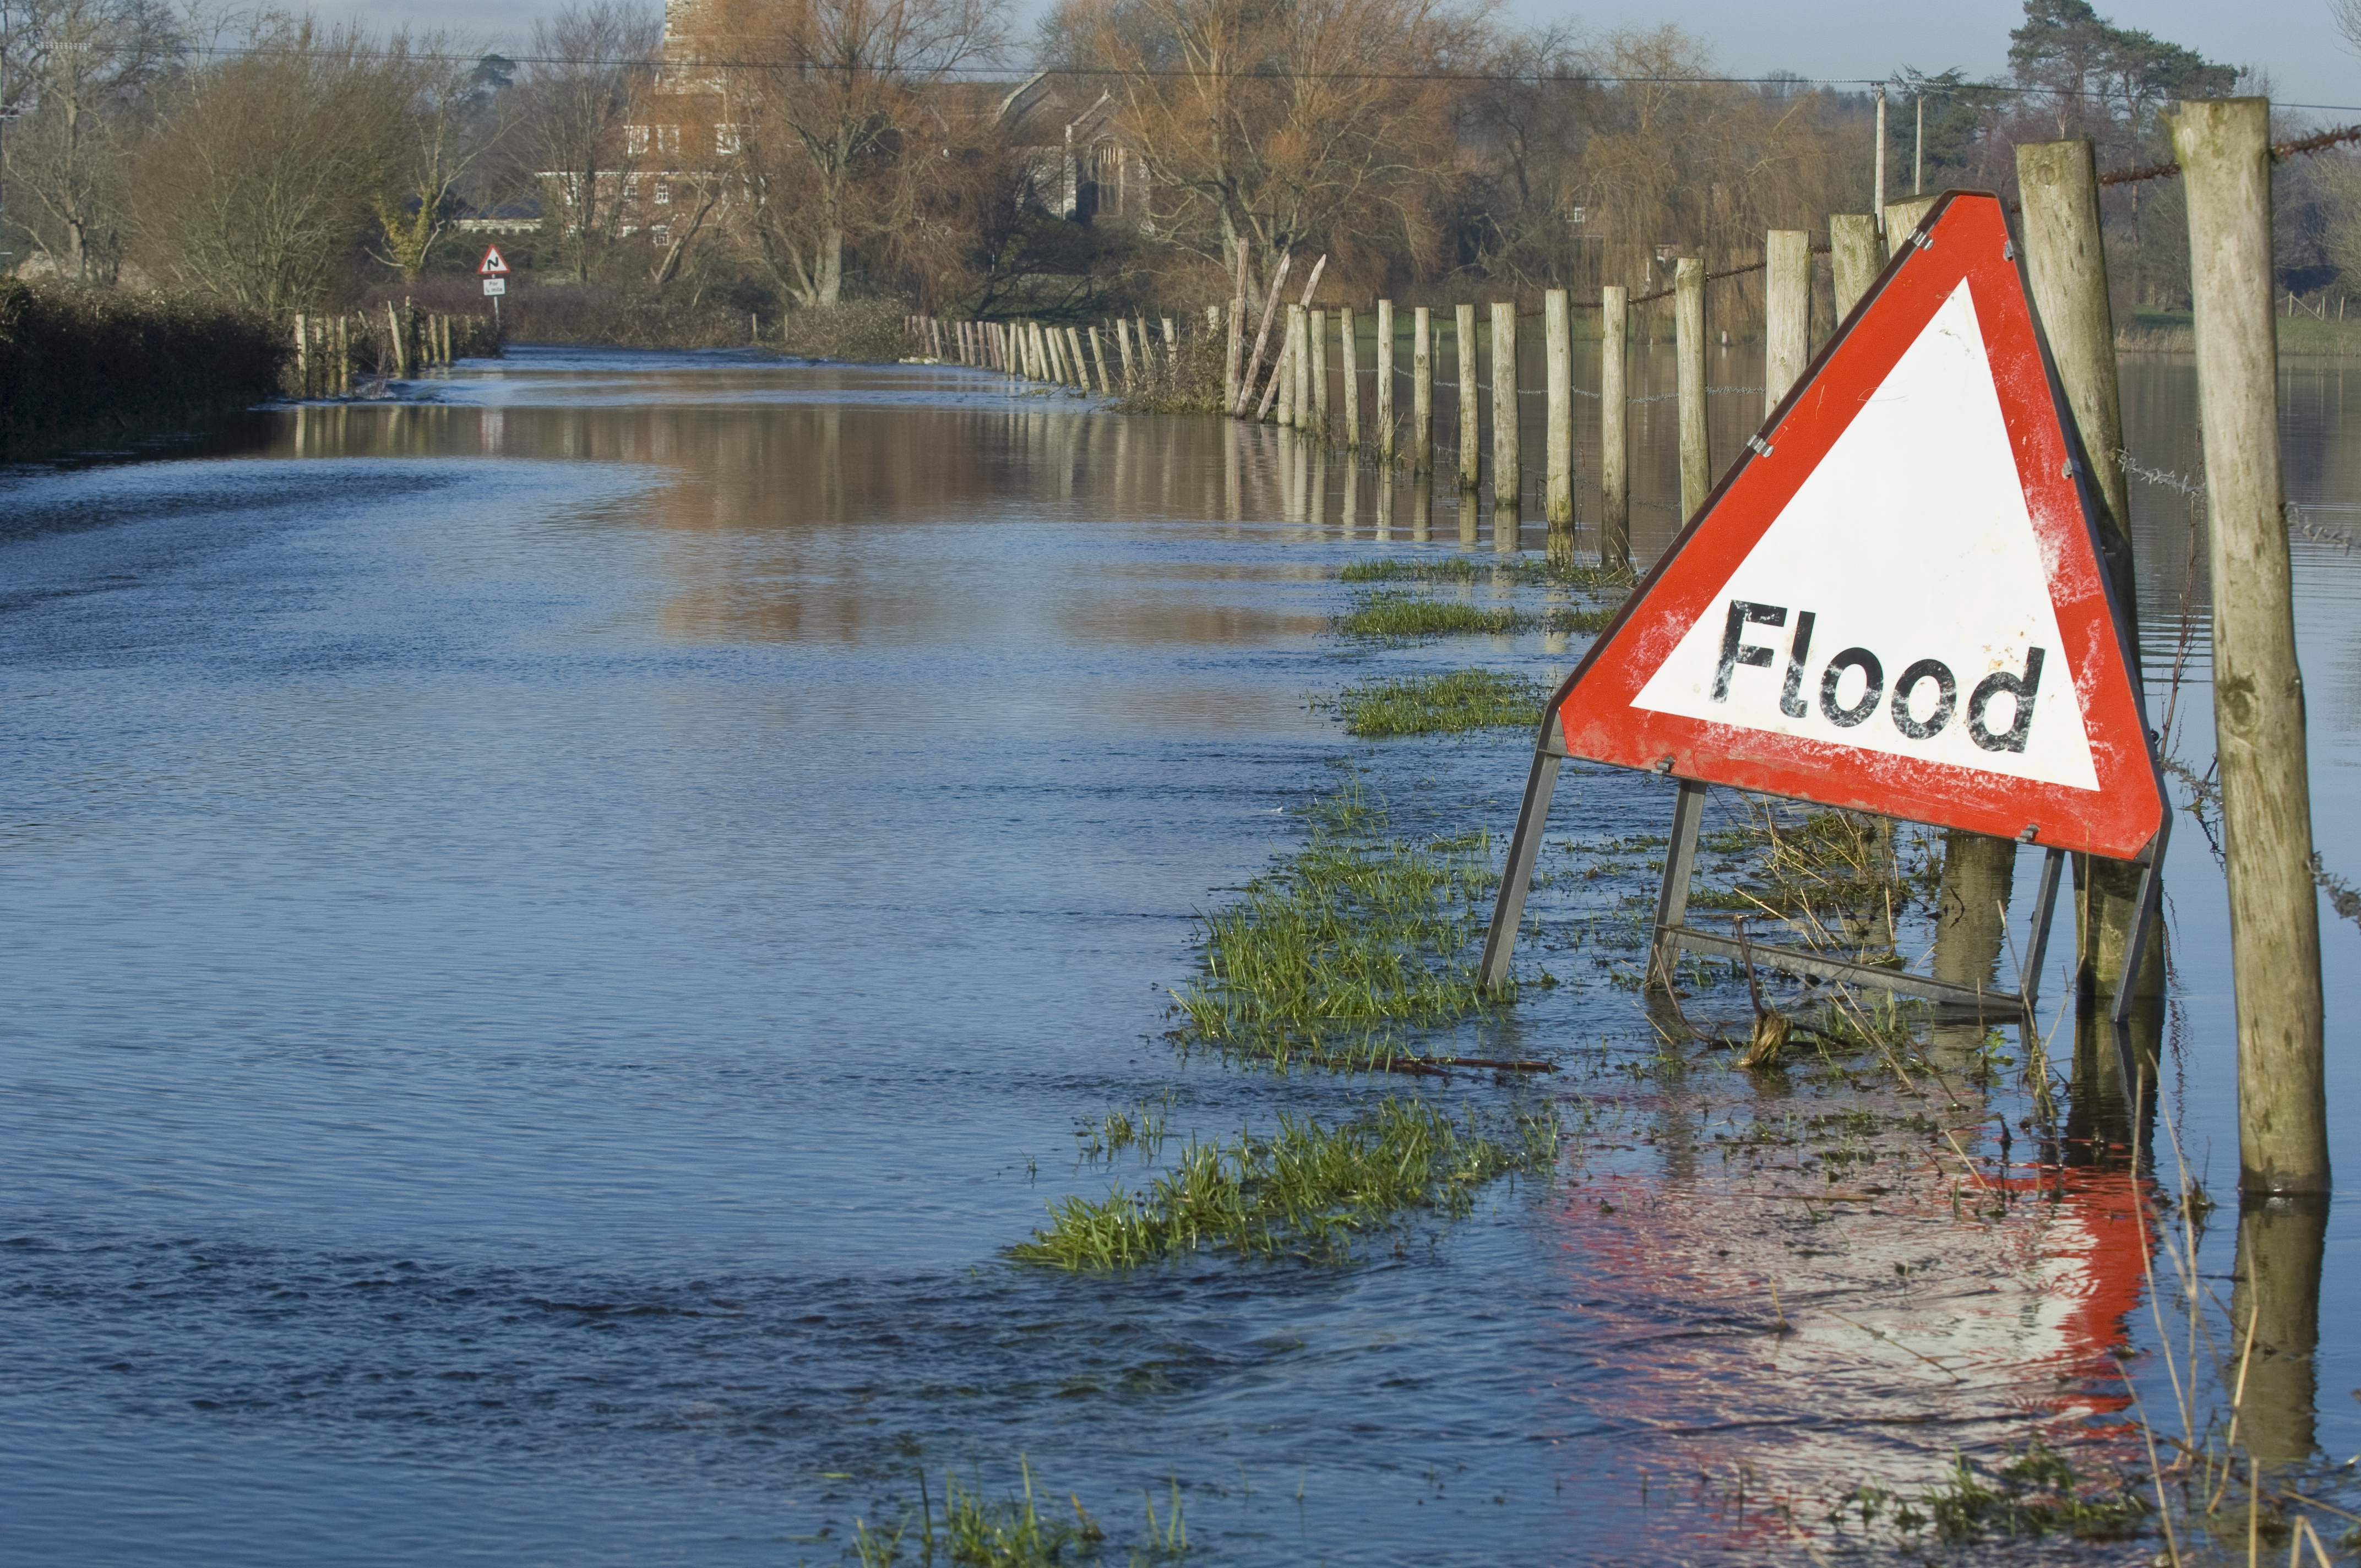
1547,192 -> 2162,860
1537,1139 -> 2159,1540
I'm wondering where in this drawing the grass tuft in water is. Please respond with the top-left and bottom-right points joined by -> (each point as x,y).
1327,669 -> 1547,737
853,1457 -> 1103,1566
1341,557 -> 1634,594
1335,590 -> 1524,640
1173,781 -> 1508,1067
1010,1096 -> 1559,1268
1820,1441 -> 2151,1546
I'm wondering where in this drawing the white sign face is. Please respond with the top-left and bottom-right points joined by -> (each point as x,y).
482,277 -> 507,296
1630,279 -> 2099,791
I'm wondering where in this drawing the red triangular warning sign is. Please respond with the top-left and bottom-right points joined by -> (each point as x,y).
478,245 -> 509,275
1552,191 -> 2162,860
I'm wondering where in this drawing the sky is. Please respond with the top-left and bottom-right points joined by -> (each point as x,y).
322,0 -> 2359,114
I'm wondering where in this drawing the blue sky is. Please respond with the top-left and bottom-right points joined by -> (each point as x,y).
343,0 -> 2355,114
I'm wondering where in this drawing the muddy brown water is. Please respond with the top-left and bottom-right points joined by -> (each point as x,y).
1,344 -> 2353,1564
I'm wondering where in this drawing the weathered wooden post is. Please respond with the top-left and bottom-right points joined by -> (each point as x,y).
336,314 -> 351,395
1160,316 -> 1177,367
1884,195 -> 1937,255
387,300 -> 409,379
1309,307 -> 1329,437
1068,326 -> 1091,388
294,314 -> 309,396
1490,301 -> 1520,522
1089,325 -> 1112,393
1225,249 -> 1249,410
1675,258 -> 1707,519
2018,137 -> 2158,1008
1375,300 -> 1396,464
1113,318 -> 1136,389
2170,96 -> 2329,1195
1544,288 -> 1573,527
1454,303 -> 1481,492
1411,307 -> 1433,475
1830,214 -> 1880,321
1764,230 -> 1810,414
1293,309 -> 1310,429
1236,251 -> 1292,416
1339,303 -> 1361,449
1600,284 -> 1630,573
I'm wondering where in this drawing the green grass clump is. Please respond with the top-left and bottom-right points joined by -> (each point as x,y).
1336,589 -> 1524,640
1341,556 -> 1634,594
1173,785 -> 1505,1064
854,1458 -> 1102,1565
1011,1097 -> 1558,1267
1330,668 -> 1546,737
1341,557 -> 1483,583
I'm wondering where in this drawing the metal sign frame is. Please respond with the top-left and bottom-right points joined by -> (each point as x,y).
1478,190 -> 2168,1028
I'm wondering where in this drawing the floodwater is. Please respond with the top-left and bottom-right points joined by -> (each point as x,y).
2,343 -> 2354,1565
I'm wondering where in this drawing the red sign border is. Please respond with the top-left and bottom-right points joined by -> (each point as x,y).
478,244 -> 510,277
1548,191 -> 2164,861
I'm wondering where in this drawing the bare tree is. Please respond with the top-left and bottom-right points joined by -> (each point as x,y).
516,1 -> 660,283
1042,0 -> 1479,301
0,0 -> 180,280
129,16 -> 415,312
372,42 -> 523,282
704,0 -> 1005,308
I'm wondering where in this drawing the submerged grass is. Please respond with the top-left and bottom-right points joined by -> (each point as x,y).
1340,556 -> 1633,595
1335,590 -> 1523,640
1173,780 -> 1508,1067
1328,669 -> 1547,737
853,1457 -> 1103,1565
1011,1096 -> 1559,1268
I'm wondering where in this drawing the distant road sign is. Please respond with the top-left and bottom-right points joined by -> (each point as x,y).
478,244 -> 509,276
1550,191 -> 2160,861
481,277 -> 507,296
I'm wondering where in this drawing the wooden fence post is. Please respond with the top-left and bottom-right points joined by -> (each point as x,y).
1765,230 -> 1810,414
2018,136 -> 2159,1007
1884,195 -> 1937,256
1088,325 -> 1112,393
1236,251 -> 1292,416
1675,258 -> 1707,519
1455,303 -> 1481,491
1339,303 -> 1360,449
1375,300 -> 1396,463
1113,318 -> 1135,389
386,300 -> 407,379
1490,301 -> 1520,518
1309,307 -> 1329,437
1830,214 -> 1880,321
2170,96 -> 2329,1196
336,314 -> 351,395
1544,287 -> 1573,526
1601,283 -> 1630,573
1411,307 -> 1433,475
294,313 -> 309,396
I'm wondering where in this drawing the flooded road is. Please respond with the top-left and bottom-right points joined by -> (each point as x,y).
2,346 -> 2354,1564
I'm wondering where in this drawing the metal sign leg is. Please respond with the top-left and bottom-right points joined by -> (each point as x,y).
2017,846 -> 2069,1022
2108,813 -> 2170,1028
1478,750 -> 1562,989
1649,780 -> 1709,990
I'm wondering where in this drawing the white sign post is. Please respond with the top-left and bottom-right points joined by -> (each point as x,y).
478,246 -> 510,331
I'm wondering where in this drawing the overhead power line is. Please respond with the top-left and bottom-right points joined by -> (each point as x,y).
137,44 -> 2361,112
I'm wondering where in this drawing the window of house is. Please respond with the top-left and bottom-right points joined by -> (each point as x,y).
627,125 -> 650,156
716,123 -> 744,155
653,179 -> 671,205
656,125 -> 681,155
